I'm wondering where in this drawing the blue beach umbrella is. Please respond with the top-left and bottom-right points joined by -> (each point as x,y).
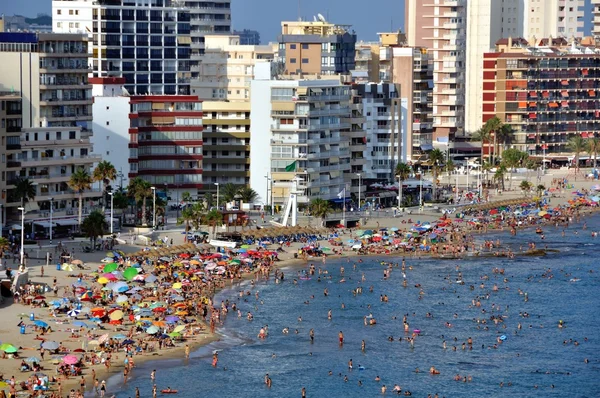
34,320 -> 49,328
72,321 -> 89,328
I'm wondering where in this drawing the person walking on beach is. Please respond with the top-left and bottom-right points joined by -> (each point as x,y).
99,381 -> 106,397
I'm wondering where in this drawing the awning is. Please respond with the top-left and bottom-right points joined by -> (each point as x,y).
528,145 -> 536,150
549,102 -> 559,108
177,36 -> 191,45
542,91 -> 549,98
529,102 -> 536,107
55,219 -> 79,226
590,90 -> 596,97
561,91 -> 569,97
529,91 -> 537,98
582,69 -> 589,76
329,171 -> 340,178
582,132 -> 589,138
529,113 -> 537,119
561,101 -> 569,107
561,80 -> 569,86
420,144 -> 434,151
296,87 -> 308,95
527,134 -> 536,139
518,101 -> 527,109
310,88 -> 323,94
33,221 -> 56,228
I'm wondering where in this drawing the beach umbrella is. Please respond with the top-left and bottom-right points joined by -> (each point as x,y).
112,334 -> 127,340
0,343 -> 17,352
123,267 -> 139,281
109,310 -> 124,321
116,295 -> 129,304
167,332 -> 181,338
121,339 -> 135,346
88,340 -> 100,346
102,273 -> 119,281
91,308 -> 107,317
34,320 -> 49,328
72,321 -> 89,328
173,325 -> 186,333
103,263 -> 119,273
97,277 -> 109,285
145,275 -> 158,283
25,356 -> 40,363
62,263 -> 74,272
165,316 -> 179,324
111,282 -> 128,292
172,282 -> 182,290
42,341 -> 59,350
98,334 -> 109,344
146,326 -> 159,334
62,355 -> 79,365
67,309 -> 81,317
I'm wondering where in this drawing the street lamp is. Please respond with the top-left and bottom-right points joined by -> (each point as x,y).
108,192 -> 114,235
18,206 -> 25,272
542,141 -> 546,173
264,175 -> 270,213
151,186 -> 156,229
214,183 -> 219,210
418,168 -> 423,212
49,198 -> 53,243
355,173 -> 362,213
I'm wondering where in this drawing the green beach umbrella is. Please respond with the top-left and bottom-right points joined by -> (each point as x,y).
123,267 -> 139,281
321,247 -> 332,252
229,259 -> 241,265
1,344 -> 17,353
167,332 -> 181,338
241,245 -> 250,249
103,263 -> 118,273
355,230 -> 365,236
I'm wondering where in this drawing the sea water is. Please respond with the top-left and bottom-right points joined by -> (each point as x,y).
102,219 -> 600,398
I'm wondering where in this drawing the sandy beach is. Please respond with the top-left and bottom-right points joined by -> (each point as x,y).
1,168 -> 598,397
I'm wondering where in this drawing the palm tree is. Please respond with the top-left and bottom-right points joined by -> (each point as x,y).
536,184 -> 546,197
178,202 -> 204,234
128,177 -> 152,225
520,180 -> 532,197
309,198 -> 332,227
237,187 -> 259,205
429,148 -> 445,201
221,183 -> 240,204
494,165 -> 507,191
81,210 -> 108,250
586,137 -> 600,168
482,116 -> 503,164
13,177 -> 36,206
501,148 -> 527,190
68,167 -> 93,227
203,209 -> 223,236
112,191 -> 129,211
568,135 -> 586,171
395,162 -> 411,208
497,124 -> 514,157
92,161 -> 117,212
471,127 -> 492,165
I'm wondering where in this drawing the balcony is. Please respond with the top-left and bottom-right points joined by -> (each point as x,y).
20,154 -> 101,167
21,138 -> 91,147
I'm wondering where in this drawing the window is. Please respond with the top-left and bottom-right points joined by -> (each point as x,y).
57,22 -> 62,28
290,58 -> 297,64
290,44 -> 296,49
69,9 -> 73,15
302,44 -> 309,49
57,9 -> 61,15
76,10 -> 79,15
106,121 -> 110,126
302,58 -> 309,64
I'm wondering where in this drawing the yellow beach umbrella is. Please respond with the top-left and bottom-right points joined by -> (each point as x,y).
109,310 -> 124,320
172,282 -> 182,290
97,277 -> 109,285
173,325 -> 186,333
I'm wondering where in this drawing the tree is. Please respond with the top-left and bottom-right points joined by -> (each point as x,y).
536,184 -> 546,197
482,116 -> 503,164
181,192 -> 192,203
444,159 -> 455,176
428,149 -> 445,201
237,187 -> 259,204
81,210 -> 108,250
221,183 -> 240,204
520,180 -> 532,197
0,237 -> 9,268
568,135 -> 585,170
395,162 -> 412,208
496,124 -> 514,157
127,177 -> 152,225
93,161 -> 117,212
178,202 -> 204,234
68,167 -> 93,227
112,191 -> 130,211
501,148 -> 527,190
471,127 -> 492,165
13,177 -> 36,206
494,165 -> 507,191
309,198 -> 332,227
203,209 -> 223,236
586,137 -> 600,168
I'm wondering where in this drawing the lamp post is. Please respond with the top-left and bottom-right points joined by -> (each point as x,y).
418,167 -> 423,212
151,186 -> 156,229
18,206 -> 25,272
49,197 -> 53,243
355,173 -> 362,213
214,183 -> 219,210
264,175 -> 270,213
108,192 -> 114,235
455,171 -> 459,204
542,141 -> 546,173
117,169 -> 124,190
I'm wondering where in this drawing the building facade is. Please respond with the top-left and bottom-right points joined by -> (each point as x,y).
234,29 -> 260,45
191,34 -> 275,101
0,92 -> 24,227
128,96 -> 203,195
250,63 -> 351,207
482,38 -> 600,159
201,101 -> 250,191
593,0 -> 600,38
52,0 -> 192,95
90,77 -> 131,189
277,19 -> 356,76
0,32 -> 100,223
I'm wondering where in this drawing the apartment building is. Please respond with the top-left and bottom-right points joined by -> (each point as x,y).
0,92 -> 23,226
482,38 -> 600,159
91,77 -> 131,189
593,0 -> 600,38
0,32 -> 100,223
522,0 -> 585,39
201,101 -> 250,191
128,96 -> 203,196
250,63 -> 351,207
234,29 -> 261,45
184,0 -> 231,66
191,34 -> 275,101
277,19 -> 356,76
52,0 -> 192,95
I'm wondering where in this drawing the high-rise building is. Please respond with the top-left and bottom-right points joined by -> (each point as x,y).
191,34 -> 275,101
234,29 -> 261,45
593,0 -> 600,37
521,0 -> 585,39
278,18 -> 356,76
0,32 -> 100,224
90,77 -> 131,189
482,37 -> 600,160
202,101 -> 250,190
127,96 -> 203,197
250,63 -> 351,207
0,91 -> 23,227
185,0 -> 231,77
52,0 -> 192,95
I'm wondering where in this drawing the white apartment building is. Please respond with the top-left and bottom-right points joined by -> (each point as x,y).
90,77 -> 131,189
191,34 -> 275,101
521,0 -> 585,40
184,0 -> 231,70
250,63 -> 351,207
594,0 -> 600,38
52,0 -> 192,95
